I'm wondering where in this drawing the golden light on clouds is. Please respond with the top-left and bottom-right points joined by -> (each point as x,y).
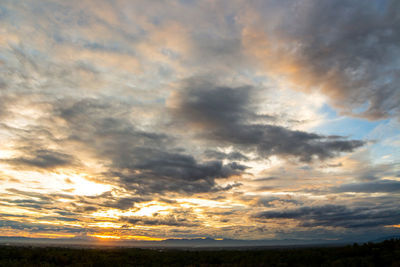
67,175 -> 112,196
88,234 -> 165,241
0,0 -> 399,245
132,203 -> 173,217
35,233 -> 76,239
89,234 -> 121,240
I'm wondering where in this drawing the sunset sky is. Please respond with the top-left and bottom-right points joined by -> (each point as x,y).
0,0 -> 399,243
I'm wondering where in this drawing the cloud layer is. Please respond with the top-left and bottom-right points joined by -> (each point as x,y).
0,0 -> 399,242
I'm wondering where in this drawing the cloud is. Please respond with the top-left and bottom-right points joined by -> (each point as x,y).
3,149 -> 75,169
255,204 -> 400,229
203,150 -> 249,161
102,197 -> 149,210
1,198 -> 51,210
171,77 -> 364,162
0,219 -> 83,233
242,0 -> 400,120
334,180 -> 400,193
121,216 -> 199,227
6,189 -> 52,201
0,0 -> 398,242
255,196 -> 300,208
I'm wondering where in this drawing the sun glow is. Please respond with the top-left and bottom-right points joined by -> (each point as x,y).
91,208 -> 137,219
123,235 -> 165,241
35,233 -> 76,238
90,202 -> 175,220
88,221 -> 125,228
0,230 -> 76,239
386,224 -> 400,228
89,234 -> 165,241
132,203 -> 171,216
0,170 -> 112,197
58,173 -> 112,196
89,234 -> 121,240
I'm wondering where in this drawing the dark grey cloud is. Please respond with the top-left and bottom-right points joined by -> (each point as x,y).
71,193 -> 139,212
119,150 -> 242,181
81,206 -> 98,212
257,0 -> 400,119
3,149 -> 75,169
0,213 -> 28,218
255,204 -> 400,229
3,189 -> 86,218
204,150 -> 249,161
102,197 -> 149,210
121,216 -> 199,227
253,177 -> 278,182
55,210 -> 80,217
172,78 -> 364,162
108,149 -> 243,195
2,198 -> 52,209
334,180 -> 400,193
355,162 -> 400,181
255,196 -> 300,208
6,188 -> 52,201
38,216 -> 78,222
0,219 -> 83,233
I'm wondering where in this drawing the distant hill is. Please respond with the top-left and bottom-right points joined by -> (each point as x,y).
369,235 -> 400,243
3,235 -> 399,248
0,236 -> 350,248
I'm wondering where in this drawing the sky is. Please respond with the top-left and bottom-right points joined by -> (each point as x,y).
0,0 -> 399,243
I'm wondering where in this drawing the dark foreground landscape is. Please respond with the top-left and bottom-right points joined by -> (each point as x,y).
0,239 -> 400,267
